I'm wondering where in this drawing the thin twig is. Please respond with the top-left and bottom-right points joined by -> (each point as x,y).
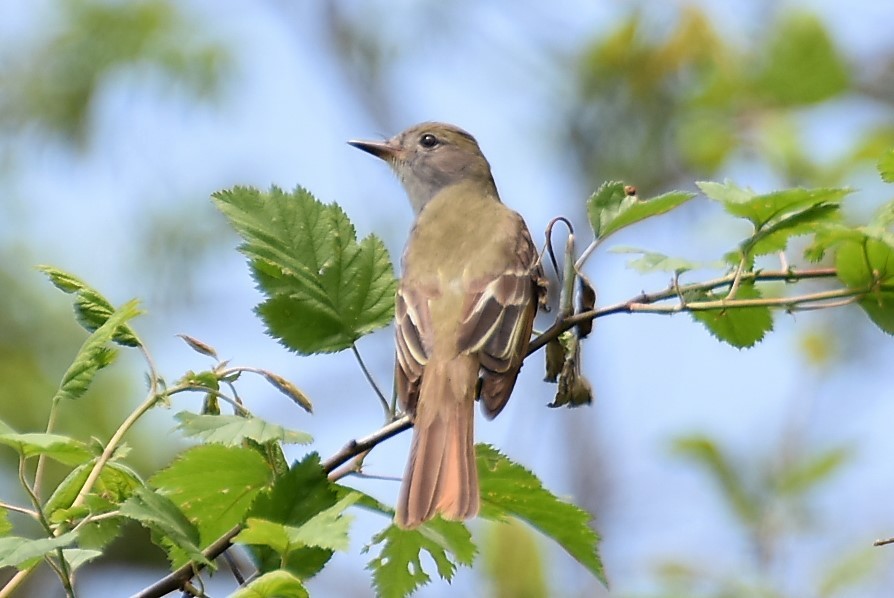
322,416 -> 413,473
222,550 -> 246,586
16,458 -> 75,596
167,386 -> 251,416
131,527 -> 241,598
327,449 -> 371,482
351,343 -> 391,418
874,537 -> 894,547
0,500 -> 39,519
528,267 -> 839,354
18,458 -> 52,536
787,296 -> 861,311
345,472 -> 403,483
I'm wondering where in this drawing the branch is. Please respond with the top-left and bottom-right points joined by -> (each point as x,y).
322,415 -> 412,473
130,526 -> 242,598
528,267 -> 838,353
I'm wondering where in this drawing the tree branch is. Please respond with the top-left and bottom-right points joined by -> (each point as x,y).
528,266 -> 838,353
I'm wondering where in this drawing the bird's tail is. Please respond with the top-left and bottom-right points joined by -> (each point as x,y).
395,356 -> 479,529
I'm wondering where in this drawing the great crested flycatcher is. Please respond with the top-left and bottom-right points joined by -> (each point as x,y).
349,122 -> 547,529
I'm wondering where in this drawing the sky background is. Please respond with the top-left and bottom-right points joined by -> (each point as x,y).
2,1 -> 894,596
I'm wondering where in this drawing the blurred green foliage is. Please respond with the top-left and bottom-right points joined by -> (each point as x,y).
564,8 -> 893,191
481,519 -> 549,598
660,435 -> 870,596
0,0 -> 225,144
0,0 -> 228,592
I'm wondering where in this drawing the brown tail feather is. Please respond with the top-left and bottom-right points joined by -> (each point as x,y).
395,358 -> 479,529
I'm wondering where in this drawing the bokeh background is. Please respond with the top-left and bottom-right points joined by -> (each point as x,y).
2,1 -> 894,596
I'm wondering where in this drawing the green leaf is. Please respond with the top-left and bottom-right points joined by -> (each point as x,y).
748,202 -> 842,255
174,412 -> 312,446
150,444 -> 273,566
697,180 -> 755,205
236,493 -> 359,557
834,234 -> 894,288
212,186 -> 398,354
834,235 -> 894,334
698,182 -> 849,232
281,493 -> 358,551
38,265 -> 141,346
47,460 -> 142,517
365,518 -> 476,598
119,486 -> 212,568
755,12 -> 848,106
818,547 -> 880,596
53,299 -> 142,401
476,444 -> 605,585
230,570 -> 308,598
689,283 -> 774,348
247,454 -> 339,579
879,148 -> 894,183
0,508 -> 11,536
45,460 -> 142,549
672,435 -> 759,524
587,182 -> 695,239
0,532 -> 78,569
775,446 -> 851,496
0,433 -> 93,466
59,548 -> 103,572
872,200 -> 894,228
586,181 -> 628,239
610,246 -> 720,274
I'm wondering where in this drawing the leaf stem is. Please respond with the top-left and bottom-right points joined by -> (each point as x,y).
33,399 -> 61,500
351,343 -> 391,419
724,254 -> 749,300
72,343 -> 159,511
574,237 -> 602,271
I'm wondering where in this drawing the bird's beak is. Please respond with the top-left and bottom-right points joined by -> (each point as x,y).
347,138 -> 400,162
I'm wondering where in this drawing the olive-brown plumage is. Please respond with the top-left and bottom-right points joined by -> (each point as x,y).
349,123 -> 546,528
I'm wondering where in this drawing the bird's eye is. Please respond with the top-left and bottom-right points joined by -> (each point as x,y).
419,133 -> 439,148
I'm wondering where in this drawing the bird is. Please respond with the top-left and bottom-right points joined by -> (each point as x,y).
349,122 -> 547,528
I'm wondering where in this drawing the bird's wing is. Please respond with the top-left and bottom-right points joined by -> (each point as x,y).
457,223 -> 546,419
394,284 -> 431,414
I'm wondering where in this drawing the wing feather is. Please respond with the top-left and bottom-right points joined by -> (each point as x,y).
456,219 -> 546,419
395,287 -> 431,413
